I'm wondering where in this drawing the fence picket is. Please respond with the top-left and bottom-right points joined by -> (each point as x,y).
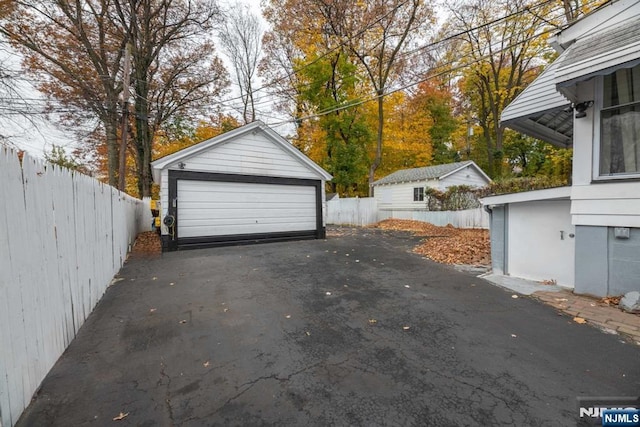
0,150 -> 148,427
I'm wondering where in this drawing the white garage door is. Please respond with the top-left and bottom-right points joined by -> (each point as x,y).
177,180 -> 317,239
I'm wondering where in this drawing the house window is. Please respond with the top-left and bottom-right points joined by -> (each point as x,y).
413,187 -> 424,201
599,64 -> 640,177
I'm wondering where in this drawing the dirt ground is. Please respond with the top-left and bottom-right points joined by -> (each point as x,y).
373,219 -> 491,266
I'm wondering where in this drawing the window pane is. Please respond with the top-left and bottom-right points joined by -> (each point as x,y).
603,66 -> 640,108
600,105 -> 640,175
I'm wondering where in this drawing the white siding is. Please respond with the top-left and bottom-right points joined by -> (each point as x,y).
0,150 -> 146,427
440,166 -> 489,189
508,200 -> 575,287
168,132 -> 318,179
177,180 -> 317,237
374,180 -> 438,210
571,182 -> 640,227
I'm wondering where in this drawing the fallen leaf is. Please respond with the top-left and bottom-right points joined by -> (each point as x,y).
573,317 -> 587,324
402,326 -> 410,331
285,314 -> 291,319
368,319 -> 377,325
169,282 -> 175,286
113,412 -> 129,421
223,308 -> 229,313
306,255 -> 310,258
345,253 -> 350,257
325,292 -> 332,296
152,277 -> 157,281
149,308 -> 156,313
179,320 -> 187,324
203,361 -> 210,367
511,334 -> 517,338
355,260 -> 360,263
511,295 -> 519,299
305,331 -> 311,336
554,298 -> 568,302
404,285 -> 410,288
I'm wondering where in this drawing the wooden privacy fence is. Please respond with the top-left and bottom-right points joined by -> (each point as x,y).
327,197 -> 489,229
326,197 -> 378,226
0,149 -> 148,427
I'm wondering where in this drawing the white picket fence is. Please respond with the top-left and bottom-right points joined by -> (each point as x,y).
326,197 -> 378,226
0,149 -> 148,427
326,197 -> 489,229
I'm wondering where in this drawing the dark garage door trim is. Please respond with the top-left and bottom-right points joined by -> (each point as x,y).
165,170 -> 325,251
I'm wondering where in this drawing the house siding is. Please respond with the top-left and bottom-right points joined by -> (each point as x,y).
375,167 -> 489,211
171,132 -> 318,180
440,166 -> 490,188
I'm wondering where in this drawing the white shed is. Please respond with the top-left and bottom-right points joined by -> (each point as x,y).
373,161 -> 491,211
151,121 -> 332,251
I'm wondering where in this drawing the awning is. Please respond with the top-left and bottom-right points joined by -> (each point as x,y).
555,16 -> 640,101
500,53 -> 573,148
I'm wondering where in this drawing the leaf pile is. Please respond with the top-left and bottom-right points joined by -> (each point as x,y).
374,219 -> 490,266
131,231 -> 162,257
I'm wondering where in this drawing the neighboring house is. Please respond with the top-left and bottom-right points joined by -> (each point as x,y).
481,0 -> 640,296
151,121 -> 332,251
373,161 -> 491,211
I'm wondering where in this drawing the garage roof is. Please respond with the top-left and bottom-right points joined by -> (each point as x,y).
151,121 -> 332,183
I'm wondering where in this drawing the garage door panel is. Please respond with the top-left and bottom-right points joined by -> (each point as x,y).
177,179 -> 318,240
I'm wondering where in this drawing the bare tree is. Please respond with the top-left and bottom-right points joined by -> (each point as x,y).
218,2 -> 263,124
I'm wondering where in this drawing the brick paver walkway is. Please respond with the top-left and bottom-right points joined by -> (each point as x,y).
533,290 -> 640,345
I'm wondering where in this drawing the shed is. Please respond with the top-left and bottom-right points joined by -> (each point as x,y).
372,161 -> 491,211
152,121 -> 332,251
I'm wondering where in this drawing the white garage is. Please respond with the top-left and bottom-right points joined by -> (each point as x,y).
152,121 -> 332,251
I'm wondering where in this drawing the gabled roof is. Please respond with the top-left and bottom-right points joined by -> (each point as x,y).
555,15 -> 640,99
372,161 -> 491,186
151,120 -> 332,182
499,0 -> 640,146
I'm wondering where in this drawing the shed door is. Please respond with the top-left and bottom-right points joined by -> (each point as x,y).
172,174 -> 321,249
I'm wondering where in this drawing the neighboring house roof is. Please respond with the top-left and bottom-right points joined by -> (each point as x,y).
372,161 -> 491,186
151,120 -> 332,182
499,0 -> 640,147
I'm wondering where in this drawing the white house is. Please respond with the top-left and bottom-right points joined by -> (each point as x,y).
481,0 -> 640,296
373,161 -> 491,211
151,121 -> 332,251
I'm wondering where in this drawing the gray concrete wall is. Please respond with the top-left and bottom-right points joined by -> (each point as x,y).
574,226 -> 609,297
608,227 -> 640,295
575,225 -> 640,296
489,206 -> 507,275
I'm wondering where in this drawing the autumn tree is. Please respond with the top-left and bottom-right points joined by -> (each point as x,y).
2,0 -> 229,196
218,2 -> 263,124
445,0 -> 556,177
2,0 -> 126,186
316,0 -> 434,194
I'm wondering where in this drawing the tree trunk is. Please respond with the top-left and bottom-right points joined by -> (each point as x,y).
368,91 -> 384,197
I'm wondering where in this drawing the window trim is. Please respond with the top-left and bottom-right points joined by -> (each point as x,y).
593,73 -> 640,181
413,186 -> 424,202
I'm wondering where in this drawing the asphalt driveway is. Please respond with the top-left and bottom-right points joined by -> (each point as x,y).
17,227 -> 640,426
